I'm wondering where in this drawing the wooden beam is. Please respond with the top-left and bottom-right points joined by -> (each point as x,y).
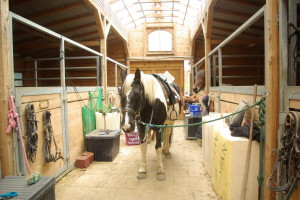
264,1 -> 279,200
101,38 -> 108,103
10,0 -> 39,7
13,21 -> 59,43
84,0 -> 105,39
45,13 -> 93,28
0,0 -> 14,177
69,30 -> 99,40
213,18 -> 263,32
60,23 -> 96,35
215,8 -> 252,18
221,0 -> 262,7
27,2 -> 84,19
211,32 -> 228,38
202,0 -> 217,94
213,26 -> 261,37
13,13 -> 93,38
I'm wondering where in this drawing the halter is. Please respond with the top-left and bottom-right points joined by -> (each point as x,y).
122,107 -> 141,122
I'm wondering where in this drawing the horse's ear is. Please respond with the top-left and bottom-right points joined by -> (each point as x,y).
120,69 -> 127,84
134,68 -> 141,82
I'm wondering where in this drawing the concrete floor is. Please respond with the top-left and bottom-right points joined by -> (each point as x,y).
55,120 -> 219,200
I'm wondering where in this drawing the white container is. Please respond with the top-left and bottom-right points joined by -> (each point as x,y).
202,112 -> 222,177
95,111 -> 120,130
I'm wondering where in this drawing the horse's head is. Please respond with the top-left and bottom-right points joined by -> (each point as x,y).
120,68 -> 145,133
193,70 -> 205,94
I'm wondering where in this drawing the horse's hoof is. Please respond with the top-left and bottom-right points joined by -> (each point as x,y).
137,172 -> 147,180
156,172 -> 166,181
164,152 -> 172,159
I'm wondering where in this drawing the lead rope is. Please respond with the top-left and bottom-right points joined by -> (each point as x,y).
6,96 -> 32,175
257,96 -> 266,200
142,109 -> 154,142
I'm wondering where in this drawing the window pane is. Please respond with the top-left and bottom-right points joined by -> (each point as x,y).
148,30 -> 172,51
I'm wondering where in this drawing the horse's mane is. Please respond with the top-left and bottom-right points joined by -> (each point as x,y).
122,71 -> 167,106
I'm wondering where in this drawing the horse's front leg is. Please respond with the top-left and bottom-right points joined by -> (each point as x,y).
155,129 -> 166,181
162,122 -> 173,159
137,125 -> 148,180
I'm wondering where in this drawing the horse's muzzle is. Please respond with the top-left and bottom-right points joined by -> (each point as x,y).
121,121 -> 135,133
193,87 -> 200,94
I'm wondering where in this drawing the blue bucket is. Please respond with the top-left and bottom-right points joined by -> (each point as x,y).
189,105 -> 201,112
189,105 -> 202,116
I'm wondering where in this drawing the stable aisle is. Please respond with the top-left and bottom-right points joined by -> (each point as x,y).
55,120 -> 219,200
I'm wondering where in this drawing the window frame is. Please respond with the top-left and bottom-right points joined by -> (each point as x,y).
146,26 -> 174,56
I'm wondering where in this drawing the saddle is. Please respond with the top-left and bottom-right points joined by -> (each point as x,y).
151,74 -> 180,106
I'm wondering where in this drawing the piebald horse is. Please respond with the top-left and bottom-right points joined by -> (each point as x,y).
120,68 -> 181,181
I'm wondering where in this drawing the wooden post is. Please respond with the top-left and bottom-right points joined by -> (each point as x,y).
202,0 -> 217,95
101,37 -> 107,104
0,0 -> 14,177
264,0 -> 279,199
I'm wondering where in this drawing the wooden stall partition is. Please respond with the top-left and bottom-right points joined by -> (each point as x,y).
67,92 -> 89,166
21,93 -> 66,176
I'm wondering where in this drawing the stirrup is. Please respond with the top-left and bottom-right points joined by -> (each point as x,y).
169,110 -> 178,121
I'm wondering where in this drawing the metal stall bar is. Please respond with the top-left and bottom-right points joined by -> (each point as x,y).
115,63 -> 118,87
9,11 -> 129,178
96,57 -> 100,86
209,6 -> 265,56
9,11 -> 23,176
218,48 -> 223,86
107,57 -> 128,69
191,6 -> 265,91
59,38 -> 70,176
192,56 -> 205,69
34,61 -> 38,87
217,48 -> 222,113
213,55 -> 217,86
10,12 -> 128,87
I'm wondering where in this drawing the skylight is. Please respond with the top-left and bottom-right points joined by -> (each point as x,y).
106,0 -> 208,30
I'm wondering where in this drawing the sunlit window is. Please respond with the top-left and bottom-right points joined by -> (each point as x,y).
148,30 -> 172,51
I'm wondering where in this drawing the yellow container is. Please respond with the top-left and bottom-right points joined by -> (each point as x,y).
211,122 -> 259,200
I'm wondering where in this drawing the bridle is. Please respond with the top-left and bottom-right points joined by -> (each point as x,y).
122,107 -> 141,122
121,80 -> 144,122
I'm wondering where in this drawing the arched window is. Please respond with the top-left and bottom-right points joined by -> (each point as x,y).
148,30 -> 172,51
